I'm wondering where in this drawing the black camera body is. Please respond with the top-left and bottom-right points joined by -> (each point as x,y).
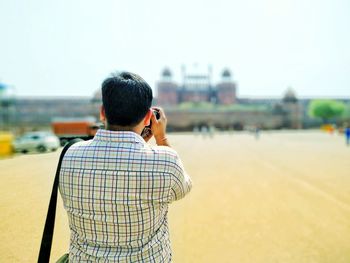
141,109 -> 160,138
152,109 -> 160,123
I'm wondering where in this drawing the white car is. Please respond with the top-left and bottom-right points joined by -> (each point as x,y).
13,132 -> 60,153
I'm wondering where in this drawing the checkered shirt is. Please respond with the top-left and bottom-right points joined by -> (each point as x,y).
59,129 -> 192,262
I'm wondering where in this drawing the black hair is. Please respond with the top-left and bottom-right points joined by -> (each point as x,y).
101,72 -> 153,127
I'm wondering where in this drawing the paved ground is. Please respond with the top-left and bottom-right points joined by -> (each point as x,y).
1,131 -> 350,262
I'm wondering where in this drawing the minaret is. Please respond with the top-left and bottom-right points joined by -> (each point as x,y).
156,68 -> 178,106
282,88 -> 302,129
216,68 -> 237,104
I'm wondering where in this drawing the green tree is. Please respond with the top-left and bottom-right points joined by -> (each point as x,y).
309,100 -> 345,123
342,103 -> 350,119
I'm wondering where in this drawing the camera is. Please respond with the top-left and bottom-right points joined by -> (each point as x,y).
141,109 -> 160,138
152,109 -> 160,122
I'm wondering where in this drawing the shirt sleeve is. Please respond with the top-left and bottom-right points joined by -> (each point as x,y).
168,154 -> 192,203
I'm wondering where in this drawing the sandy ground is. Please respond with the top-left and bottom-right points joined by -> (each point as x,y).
1,131 -> 350,263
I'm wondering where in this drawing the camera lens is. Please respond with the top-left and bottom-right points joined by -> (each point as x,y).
153,110 -> 160,120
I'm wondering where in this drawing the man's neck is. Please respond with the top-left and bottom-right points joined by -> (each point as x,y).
105,123 -> 142,135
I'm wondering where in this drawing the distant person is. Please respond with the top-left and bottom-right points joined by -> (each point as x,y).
201,125 -> 209,138
209,125 -> 215,138
59,72 -> 192,262
345,126 -> 350,146
254,126 -> 260,140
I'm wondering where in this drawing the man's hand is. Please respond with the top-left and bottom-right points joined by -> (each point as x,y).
151,107 -> 170,146
142,127 -> 153,142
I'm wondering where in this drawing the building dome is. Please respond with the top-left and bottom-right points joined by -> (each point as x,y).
283,88 -> 298,103
222,68 -> 232,78
162,68 -> 172,78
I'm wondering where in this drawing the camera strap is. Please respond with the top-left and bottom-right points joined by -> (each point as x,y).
38,138 -> 83,263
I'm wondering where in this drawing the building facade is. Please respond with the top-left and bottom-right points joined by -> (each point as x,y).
157,67 -> 237,106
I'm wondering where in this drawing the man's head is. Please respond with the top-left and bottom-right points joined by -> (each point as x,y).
101,72 -> 153,129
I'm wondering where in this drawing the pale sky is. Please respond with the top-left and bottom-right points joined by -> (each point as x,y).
0,0 -> 349,98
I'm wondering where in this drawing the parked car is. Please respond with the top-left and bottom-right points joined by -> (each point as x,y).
13,132 -> 60,153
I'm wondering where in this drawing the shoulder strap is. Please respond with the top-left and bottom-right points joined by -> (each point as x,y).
38,138 -> 83,263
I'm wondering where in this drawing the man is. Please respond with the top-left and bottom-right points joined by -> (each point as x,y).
59,72 -> 192,262
345,125 -> 350,146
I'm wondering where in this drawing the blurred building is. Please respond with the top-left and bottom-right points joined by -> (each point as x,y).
157,67 -> 237,106
157,68 -> 178,106
216,69 -> 237,105
7,68 -> 349,132
282,88 -> 303,129
14,97 -> 97,128
0,83 -> 16,130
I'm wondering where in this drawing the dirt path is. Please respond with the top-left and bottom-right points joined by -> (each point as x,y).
1,131 -> 349,262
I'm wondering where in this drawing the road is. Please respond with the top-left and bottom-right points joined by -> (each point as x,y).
1,131 -> 350,262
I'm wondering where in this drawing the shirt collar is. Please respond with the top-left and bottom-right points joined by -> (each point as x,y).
93,129 -> 146,144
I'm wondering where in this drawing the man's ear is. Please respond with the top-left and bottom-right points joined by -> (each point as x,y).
143,109 -> 153,126
100,105 -> 106,122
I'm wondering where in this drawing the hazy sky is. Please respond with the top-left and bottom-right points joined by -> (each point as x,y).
0,0 -> 349,98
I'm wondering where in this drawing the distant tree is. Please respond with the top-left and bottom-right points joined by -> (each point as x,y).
342,103 -> 350,119
309,100 -> 345,123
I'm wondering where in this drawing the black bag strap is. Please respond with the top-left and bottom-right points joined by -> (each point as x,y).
38,138 -> 83,263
